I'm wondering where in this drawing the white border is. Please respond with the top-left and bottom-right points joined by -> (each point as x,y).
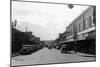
0,0 -> 98,67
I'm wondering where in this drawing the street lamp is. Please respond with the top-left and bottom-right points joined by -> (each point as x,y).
67,4 -> 74,9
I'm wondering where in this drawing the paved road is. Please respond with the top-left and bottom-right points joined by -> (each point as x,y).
11,48 -> 95,66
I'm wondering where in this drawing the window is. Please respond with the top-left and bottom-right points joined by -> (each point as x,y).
71,28 -> 73,35
78,22 -> 83,32
85,19 -> 88,29
88,15 -> 95,27
79,23 -> 81,32
91,16 -> 95,26
77,24 -> 79,32
70,28 -> 72,35
80,22 -> 83,31
83,19 -> 86,30
89,16 -> 92,27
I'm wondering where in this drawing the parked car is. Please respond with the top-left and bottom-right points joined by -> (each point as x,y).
19,45 -> 38,55
19,48 -> 33,55
61,44 -> 69,54
48,46 -> 52,49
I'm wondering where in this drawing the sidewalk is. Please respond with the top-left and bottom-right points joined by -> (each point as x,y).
75,52 -> 96,57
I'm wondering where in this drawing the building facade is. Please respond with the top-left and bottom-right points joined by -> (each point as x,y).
56,6 -> 96,54
63,6 -> 95,42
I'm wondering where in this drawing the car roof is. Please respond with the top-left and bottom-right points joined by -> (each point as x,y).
62,45 -> 67,46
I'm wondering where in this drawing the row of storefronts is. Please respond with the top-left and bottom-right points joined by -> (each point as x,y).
54,6 -> 96,54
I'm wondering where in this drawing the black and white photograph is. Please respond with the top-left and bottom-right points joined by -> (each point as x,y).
11,0 -> 96,67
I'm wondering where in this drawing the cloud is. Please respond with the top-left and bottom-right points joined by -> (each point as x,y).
12,1 -> 89,40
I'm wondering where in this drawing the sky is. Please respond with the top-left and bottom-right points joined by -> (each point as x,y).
12,1 -> 89,40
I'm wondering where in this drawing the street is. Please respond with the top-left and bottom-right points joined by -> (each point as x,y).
11,48 -> 95,66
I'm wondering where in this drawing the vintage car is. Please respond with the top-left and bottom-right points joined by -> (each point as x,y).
61,44 -> 69,54
19,45 -> 38,55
